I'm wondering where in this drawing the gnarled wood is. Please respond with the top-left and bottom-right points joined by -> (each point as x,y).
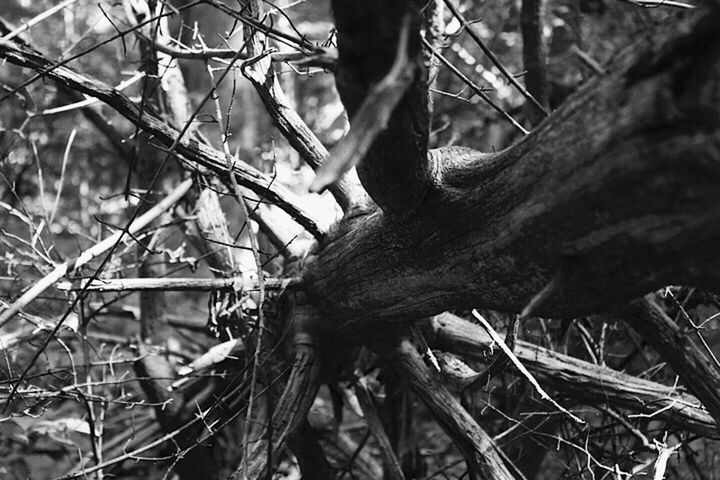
304,10 -> 720,334
230,307 -> 323,479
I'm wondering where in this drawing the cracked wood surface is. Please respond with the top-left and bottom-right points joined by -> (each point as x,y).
304,9 -> 720,335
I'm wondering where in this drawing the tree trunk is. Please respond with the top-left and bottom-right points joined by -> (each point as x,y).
304,7 -> 720,336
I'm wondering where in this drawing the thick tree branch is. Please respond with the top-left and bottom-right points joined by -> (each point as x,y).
330,0 -> 432,214
230,306 -> 323,479
521,0 -> 550,125
152,40 -> 338,70
623,295 -> 720,434
391,331 -> 516,479
304,9 -> 720,334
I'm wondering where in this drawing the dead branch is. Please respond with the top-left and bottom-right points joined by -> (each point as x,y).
0,38 -> 325,238
391,328 -> 516,480
428,313 -> 719,439
0,179 -> 192,327
56,276 -> 298,292
623,295 -> 720,435
229,305 -> 323,479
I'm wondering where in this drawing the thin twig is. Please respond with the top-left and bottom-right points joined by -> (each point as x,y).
49,128 -> 75,226
423,37 -> 529,135
471,309 -> 584,424
0,179 -> 192,327
443,0 -> 549,117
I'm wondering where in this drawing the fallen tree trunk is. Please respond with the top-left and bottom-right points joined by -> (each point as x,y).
304,7 -> 720,334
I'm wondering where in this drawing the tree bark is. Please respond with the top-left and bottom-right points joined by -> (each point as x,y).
427,313 -> 718,439
623,295 -> 720,434
304,8 -> 720,335
521,0 -> 550,126
332,0 -> 431,214
392,332 -> 516,480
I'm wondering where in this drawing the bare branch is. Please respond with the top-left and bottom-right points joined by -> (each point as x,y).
0,38 -> 325,238
0,179 -> 192,327
428,313 -> 719,439
330,0 -> 432,214
152,40 -> 338,70
443,0 -> 549,118
391,329 -> 516,480
623,295 -> 720,435
471,310 -> 584,424
56,276 -> 298,292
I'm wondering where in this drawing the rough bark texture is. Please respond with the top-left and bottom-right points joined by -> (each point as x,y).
623,296 -> 720,434
521,0 -> 549,127
332,0 -> 432,214
392,334 -> 516,480
428,313 -> 718,439
0,37 -> 324,237
304,9 -> 720,335
230,330 -> 322,479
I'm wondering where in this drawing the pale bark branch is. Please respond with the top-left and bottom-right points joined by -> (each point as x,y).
330,0 -> 433,214
471,310 -> 583,424
0,179 -> 192,327
428,313 -> 719,439
0,38 -> 325,238
56,276 -> 298,292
